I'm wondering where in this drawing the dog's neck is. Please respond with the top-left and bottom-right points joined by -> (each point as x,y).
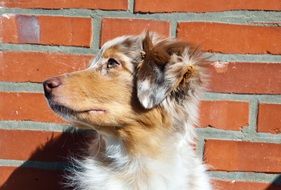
94,99 -> 197,166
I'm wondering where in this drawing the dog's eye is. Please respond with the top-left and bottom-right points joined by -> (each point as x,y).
107,58 -> 120,69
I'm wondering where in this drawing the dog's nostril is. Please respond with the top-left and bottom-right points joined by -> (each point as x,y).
45,78 -> 61,89
43,77 -> 62,95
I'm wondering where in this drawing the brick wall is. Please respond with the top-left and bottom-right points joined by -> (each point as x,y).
0,1 -> 281,189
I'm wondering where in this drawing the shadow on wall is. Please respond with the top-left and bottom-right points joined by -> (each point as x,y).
266,175 -> 281,190
0,128 -> 97,190
1,128 -> 281,190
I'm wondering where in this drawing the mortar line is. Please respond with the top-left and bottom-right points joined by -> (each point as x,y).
128,0 -> 135,13
0,159 -> 67,170
206,53 -> 281,63
90,16 -> 95,48
91,15 -> 102,51
0,120 -> 280,142
203,92 -> 281,103
0,43 -> 97,55
0,120 -> 70,132
2,43 -> 281,63
170,20 -> 177,38
1,82 -> 281,103
197,128 -> 281,143
208,171 -> 281,184
237,98 -> 260,142
1,8 -> 281,25
248,98 -> 259,133
196,136 -> 205,160
0,82 -> 43,93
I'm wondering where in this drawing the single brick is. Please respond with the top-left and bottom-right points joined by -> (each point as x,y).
0,92 -> 63,123
208,62 -> 281,94
135,0 -> 281,13
0,51 -> 93,82
177,22 -> 281,54
0,129 -> 94,161
0,15 -> 92,47
258,103 -> 281,134
101,18 -> 170,45
0,130 -> 60,161
39,16 -> 92,47
1,0 -> 128,10
0,167 -> 63,190
199,101 -> 249,130
204,140 -> 281,173
214,180 -> 281,190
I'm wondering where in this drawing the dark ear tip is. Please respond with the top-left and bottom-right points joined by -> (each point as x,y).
143,31 -> 153,53
144,30 -> 150,38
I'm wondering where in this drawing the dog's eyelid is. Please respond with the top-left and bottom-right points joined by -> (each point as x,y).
107,58 -> 120,69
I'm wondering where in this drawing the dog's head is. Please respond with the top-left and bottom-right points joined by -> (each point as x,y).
43,32 -> 206,140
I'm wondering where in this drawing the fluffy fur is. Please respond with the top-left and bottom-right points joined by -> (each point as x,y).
43,32 -> 212,190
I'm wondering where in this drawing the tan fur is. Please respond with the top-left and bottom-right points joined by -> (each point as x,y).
48,60 -> 173,158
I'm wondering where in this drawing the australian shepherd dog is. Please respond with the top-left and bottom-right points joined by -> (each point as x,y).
43,32 -> 212,190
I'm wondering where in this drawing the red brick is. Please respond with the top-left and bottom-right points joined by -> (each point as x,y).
0,15 -> 92,47
204,140 -> 281,173
258,103 -> 281,134
0,51 -> 93,82
0,92 -> 63,123
101,18 -> 170,45
214,180 -> 281,190
0,167 -> 63,190
177,22 -> 281,54
0,129 -> 93,161
208,62 -> 281,94
1,0 -> 128,10
135,0 -> 281,13
199,101 -> 249,130
0,130 -> 60,161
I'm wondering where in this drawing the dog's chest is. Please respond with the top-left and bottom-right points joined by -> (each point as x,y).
79,154 -> 189,190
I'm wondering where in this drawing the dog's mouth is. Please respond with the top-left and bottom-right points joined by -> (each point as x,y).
49,102 -> 106,117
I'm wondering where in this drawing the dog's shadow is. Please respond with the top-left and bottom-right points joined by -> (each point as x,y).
266,175 -> 281,190
1,127 -> 281,190
0,127 -> 97,190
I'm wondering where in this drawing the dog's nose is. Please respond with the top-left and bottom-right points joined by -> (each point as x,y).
43,77 -> 62,97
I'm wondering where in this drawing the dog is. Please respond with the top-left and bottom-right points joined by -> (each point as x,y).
43,32 -> 212,190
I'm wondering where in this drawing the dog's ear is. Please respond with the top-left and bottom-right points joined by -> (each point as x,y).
136,32 -> 196,109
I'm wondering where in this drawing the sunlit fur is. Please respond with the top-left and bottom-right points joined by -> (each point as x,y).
44,32 -> 212,190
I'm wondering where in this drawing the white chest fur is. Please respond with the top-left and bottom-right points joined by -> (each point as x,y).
69,141 -> 211,190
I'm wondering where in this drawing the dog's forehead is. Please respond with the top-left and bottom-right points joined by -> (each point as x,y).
89,36 -> 141,68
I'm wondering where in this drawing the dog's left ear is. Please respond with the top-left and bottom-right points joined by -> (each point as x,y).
137,33 -> 196,109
